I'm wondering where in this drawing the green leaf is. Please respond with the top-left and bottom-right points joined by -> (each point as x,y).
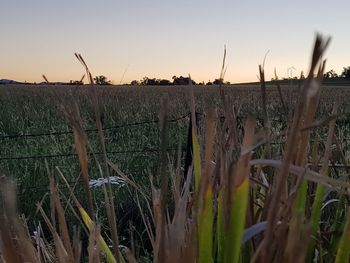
335,213 -> 350,263
197,186 -> 214,263
330,195 -> 346,258
225,179 -> 250,263
307,169 -> 327,261
217,188 -> 225,263
80,207 -> 120,263
192,129 -> 213,262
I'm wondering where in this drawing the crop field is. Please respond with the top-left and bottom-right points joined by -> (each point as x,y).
3,66 -> 350,262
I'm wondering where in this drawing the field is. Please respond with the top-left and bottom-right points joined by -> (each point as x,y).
2,74 -> 350,262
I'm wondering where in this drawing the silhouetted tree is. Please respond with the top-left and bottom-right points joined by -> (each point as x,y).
213,78 -> 224,85
172,76 -> 196,85
158,79 -> 171,85
141,77 -> 149,85
146,78 -> 158,85
68,80 -> 84,85
94,75 -> 111,85
340,67 -> 350,79
137,76 -> 201,86
323,69 -> 338,78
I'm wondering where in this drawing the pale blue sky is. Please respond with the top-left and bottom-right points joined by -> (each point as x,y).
1,0 -> 349,83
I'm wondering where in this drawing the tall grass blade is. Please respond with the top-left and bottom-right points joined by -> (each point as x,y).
49,177 -> 75,260
75,53 -> 121,260
154,98 -> 169,263
0,179 -> 39,263
307,104 -> 337,261
330,134 -> 350,258
335,213 -> 350,263
88,223 -> 101,263
80,207 -> 120,263
37,206 -> 70,263
307,169 -> 327,261
73,226 -> 82,262
224,117 -> 255,263
217,181 -> 225,263
192,127 -> 202,192
197,180 -> 213,263
56,167 -> 123,263
260,34 -> 331,262
188,75 -> 201,193
249,159 -> 350,192
61,98 -> 94,217
330,195 -> 347,257
225,179 -> 250,263
242,221 -> 268,244
196,109 -> 216,263
288,57 -> 326,251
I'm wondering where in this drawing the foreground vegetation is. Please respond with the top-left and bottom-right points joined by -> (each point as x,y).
2,35 -> 350,262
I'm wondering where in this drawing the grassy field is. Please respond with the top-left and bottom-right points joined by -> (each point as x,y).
2,66 -> 350,262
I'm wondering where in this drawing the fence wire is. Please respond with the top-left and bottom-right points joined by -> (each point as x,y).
0,112 -> 191,140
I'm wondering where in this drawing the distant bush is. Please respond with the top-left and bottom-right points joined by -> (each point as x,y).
94,75 -> 111,85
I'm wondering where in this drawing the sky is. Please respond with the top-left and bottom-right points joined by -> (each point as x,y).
1,0 -> 350,84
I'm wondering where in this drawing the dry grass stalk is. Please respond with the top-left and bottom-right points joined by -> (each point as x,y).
33,223 -> 56,262
37,205 -> 70,262
305,104 -> 338,261
256,33 -> 331,262
274,68 -> 288,115
218,46 -> 239,154
75,53 -> 121,261
72,226 -> 82,262
88,223 -> 101,263
196,109 -> 216,263
249,159 -> 350,192
259,64 -> 269,130
60,98 -> 94,217
284,52 -> 328,263
320,104 -> 338,174
0,178 -> 39,263
154,98 -> 169,263
42,74 -> 49,83
49,176 -> 75,260
164,166 -> 196,263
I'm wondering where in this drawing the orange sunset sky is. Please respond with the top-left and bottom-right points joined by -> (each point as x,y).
1,0 -> 349,84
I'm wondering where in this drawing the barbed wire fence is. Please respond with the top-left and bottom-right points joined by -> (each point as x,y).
0,112 -> 192,158
0,112 -> 192,140
1,113 -> 193,196
2,111 -> 350,195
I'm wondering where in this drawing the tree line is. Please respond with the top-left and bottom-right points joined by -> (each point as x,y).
46,66 -> 350,86
130,76 -> 230,86
66,75 -> 230,86
323,66 -> 350,79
